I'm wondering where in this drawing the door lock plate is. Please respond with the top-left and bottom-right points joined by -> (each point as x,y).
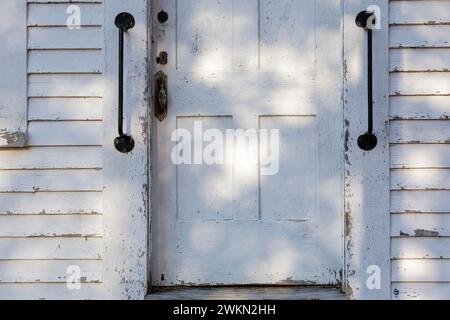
154,71 -> 168,121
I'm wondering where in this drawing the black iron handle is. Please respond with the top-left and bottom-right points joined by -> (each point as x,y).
114,12 -> 135,154
356,11 -> 377,151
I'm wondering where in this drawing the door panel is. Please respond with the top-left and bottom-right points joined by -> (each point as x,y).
152,0 -> 342,286
176,117 -> 234,221
260,0 -> 315,73
260,116 -> 317,221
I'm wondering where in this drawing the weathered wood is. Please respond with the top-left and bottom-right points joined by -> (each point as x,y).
390,96 -> 450,120
0,169 -> 102,192
391,73 -> 450,95
29,50 -> 103,74
259,0 -> 315,74
152,0 -> 343,289
172,221 -> 337,286
147,287 -> 345,301
0,238 -> 102,260
393,283 -> 450,300
392,213 -> 450,237
344,0 -> 390,300
28,3 -> 102,26
102,0 -> 149,300
232,0 -> 259,71
391,190 -> 450,213
390,120 -> 450,144
390,25 -> 450,48
0,283 -> 103,300
28,0 -> 102,2
390,144 -> 450,168
0,0 -> 108,300
389,0 -> 450,25
389,1 -> 450,298
0,192 -> 102,215
29,97 -> 102,121
392,260 -> 450,282
0,214 -> 102,237
391,169 -> 450,190
28,74 -> 103,97
392,238 -> 450,259
0,147 -> 102,169
390,48 -> 450,72
0,0 -> 27,148
28,26 -> 102,49
0,260 -> 102,283
28,121 -> 102,146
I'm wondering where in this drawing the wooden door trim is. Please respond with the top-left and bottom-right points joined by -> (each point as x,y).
343,0 -> 391,299
145,0 -> 391,300
102,0 -> 150,299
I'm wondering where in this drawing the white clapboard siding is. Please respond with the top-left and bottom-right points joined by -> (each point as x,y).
28,121 -> 102,146
0,0 -> 105,299
392,238 -> 450,259
390,48 -> 450,72
391,169 -> 450,190
393,283 -> 450,300
391,191 -> 450,213
0,260 -> 102,284
390,1 -> 450,25
29,50 -> 103,74
390,120 -> 450,144
389,0 -> 450,299
28,0 -> 102,2
391,73 -> 450,95
390,25 -> 450,48
0,283 -> 103,300
392,260 -> 450,282
0,238 -> 102,260
28,98 -> 102,121
392,213 -> 450,237
28,27 -> 102,49
28,3 -> 102,26
0,147 -> 102,169
28,74 -> 103,97
390,96 -> 450,120
0,192 -> 102,215
0,215 -> 102,237
28,0 -> 102,3
0,169 -> 102,192
390,144 -> 450,168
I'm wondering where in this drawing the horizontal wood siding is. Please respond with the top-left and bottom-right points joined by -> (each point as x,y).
0,260 -> 102,283
0,0 -> 104,298
0,284 -> 104,300
390,0 -> 450,300
0,192 -> 102,215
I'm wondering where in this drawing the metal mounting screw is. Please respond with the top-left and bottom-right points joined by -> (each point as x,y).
157,10 -> 169,24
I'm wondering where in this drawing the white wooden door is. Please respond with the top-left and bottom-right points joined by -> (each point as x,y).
152,0 -> 343,286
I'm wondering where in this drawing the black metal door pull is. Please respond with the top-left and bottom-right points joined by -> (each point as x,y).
114,12 -> 135,154
356,11 -> 377,151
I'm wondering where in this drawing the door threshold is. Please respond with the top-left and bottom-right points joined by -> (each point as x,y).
146,286 -> 346,300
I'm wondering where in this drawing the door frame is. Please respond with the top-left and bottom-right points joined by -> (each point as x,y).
102,0 -> 150,300
102,0 -> 390,300
342,0 -> 390,299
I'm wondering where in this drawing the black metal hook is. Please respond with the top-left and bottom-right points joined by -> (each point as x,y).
114,12 -> 135,154
356,11 -> 377,151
